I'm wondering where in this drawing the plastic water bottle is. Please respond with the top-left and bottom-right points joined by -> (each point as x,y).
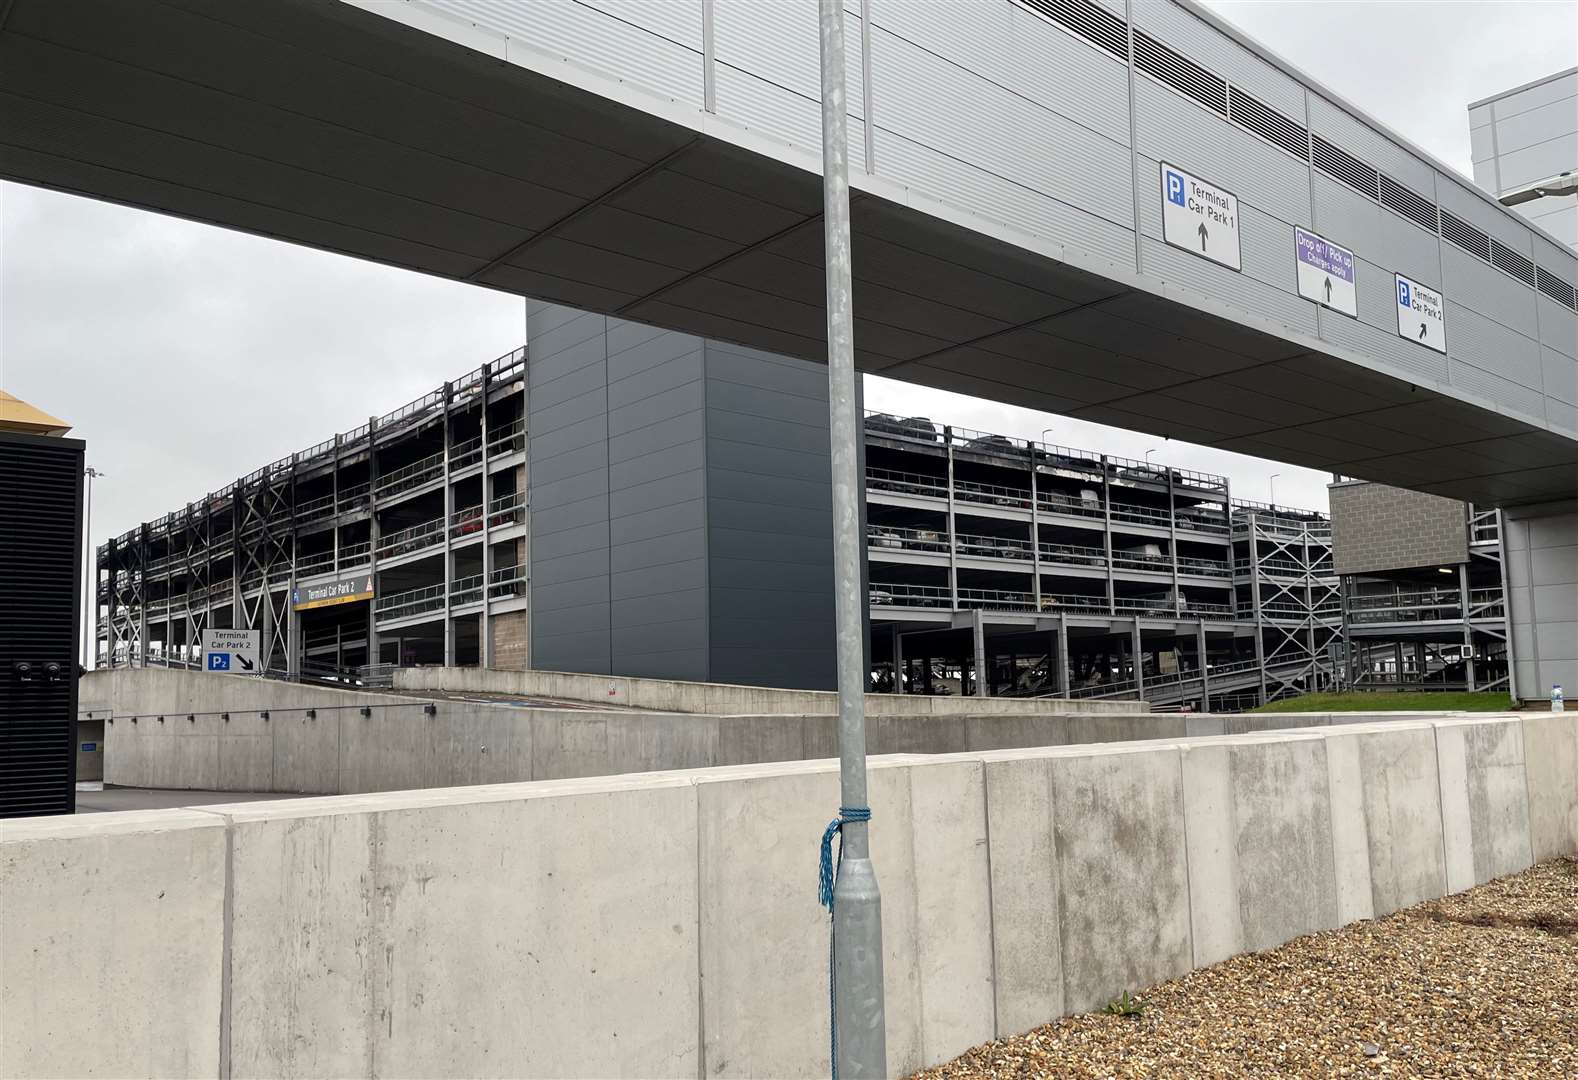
1554,684 -> 1566,713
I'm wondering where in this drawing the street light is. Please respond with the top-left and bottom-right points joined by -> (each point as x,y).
1040,427 -> 1055,447
1144,448 -> 1159,466
817,3 -> 885,1076
83,467 -> 106,669
1269,473 -> 1281,506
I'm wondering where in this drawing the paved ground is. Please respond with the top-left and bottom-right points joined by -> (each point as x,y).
74,783 -> 305,813
915,858 -> 1578,1079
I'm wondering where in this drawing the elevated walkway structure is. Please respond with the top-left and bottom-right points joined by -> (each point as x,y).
2,0 -> 1574,508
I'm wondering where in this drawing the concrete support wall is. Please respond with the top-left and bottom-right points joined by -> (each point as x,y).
392,665 -> 1149,715
6,716 -> 1573,1079
488,610 -> 531,670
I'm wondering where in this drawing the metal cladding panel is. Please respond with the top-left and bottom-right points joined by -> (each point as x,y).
1308,95 -> 1436,196
1490,70 -> 1578,117
1532,236 -> 1578,284
1498,135 -> 1578,192
1139,236 -> 1316,338
875,128 -> 1137,269
1349,254 -> 1399,334
874,0 -> 1131,142
1441,245 -> 1539,337
1238,202 -> 1298,295
712,65 -> 867,173
703,340 -> 835,691
1319,302 -> 1448,387
1539,297 -> 1578,361
1133,76 -> 1311,228
1549,398 -> 1578,436
1376,207 -> 1443,291
581,0 -> 704,49
1492,97 -> 1577,156
1447,304 -> 1544,392
1469,124 -> 1496,168
1436,176 -> 1535,256
712,0 -> 864,117
869,26 -> 1134,228
0,432 -> 82,818
1131,0 -> 1304,119
1311,172 -> 1381,256
424,0 -> 704,107
1544,347 -> 1578,407
1448,358 -> 1547,424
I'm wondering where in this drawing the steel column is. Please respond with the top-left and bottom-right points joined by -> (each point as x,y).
972,608 -> 988,698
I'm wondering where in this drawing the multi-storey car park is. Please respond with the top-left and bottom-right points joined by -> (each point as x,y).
97,349 -> 530,679
95,339 -> 1490,712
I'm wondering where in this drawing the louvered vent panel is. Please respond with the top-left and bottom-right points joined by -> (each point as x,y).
0,434 -> 83,818
1489,240 -> 1537,288
1311,135 -> 1379,199
1019,0 -> 1128,58
1227,86 -> 1308,160
1378,174 -> 1438,233
1440,211 -> 1491,261
1133,30 -> 1227,115
1536,266 -> 1578,310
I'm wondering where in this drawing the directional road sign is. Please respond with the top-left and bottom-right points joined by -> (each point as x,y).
1294,227 -> 1357,317
1395,273 -> 1446,354
202,628 -> 261,675
1161,162 -> 1241,271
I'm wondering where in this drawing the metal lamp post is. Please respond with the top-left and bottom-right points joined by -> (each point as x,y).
818,1 -> 886,1076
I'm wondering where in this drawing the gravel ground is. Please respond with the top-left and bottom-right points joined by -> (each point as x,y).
915,858 -> 1577,1079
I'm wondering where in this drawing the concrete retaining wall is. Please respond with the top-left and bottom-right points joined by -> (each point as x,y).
84,670 -> 1480,795
392,665 -> 1148,714
5,716 -> 1573,1078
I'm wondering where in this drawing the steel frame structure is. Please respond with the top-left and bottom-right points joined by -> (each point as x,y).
96,348 -> 529,676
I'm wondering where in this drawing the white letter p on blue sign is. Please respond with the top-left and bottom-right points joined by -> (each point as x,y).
1397,279 -> 1410,307
1166,171 -> 1185,207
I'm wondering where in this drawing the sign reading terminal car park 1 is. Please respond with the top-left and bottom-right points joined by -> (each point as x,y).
1161,162 -> 1240,271
1395,273 -> 1447,354
202,628 -> 260,674
292,573 -> 375,611
1294,227 -> 1357,317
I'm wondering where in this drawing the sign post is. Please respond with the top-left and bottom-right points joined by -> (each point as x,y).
201,629 -> 261,675
1294,227 -> 1357,317
1394,273 -> 1446,353
1161,162 -> 1241,270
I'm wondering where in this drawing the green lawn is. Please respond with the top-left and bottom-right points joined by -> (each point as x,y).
1250,691 -> 1517,714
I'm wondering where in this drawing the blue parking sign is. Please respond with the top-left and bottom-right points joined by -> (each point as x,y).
207,653 -> 230,671
1165,170 -> 1185,207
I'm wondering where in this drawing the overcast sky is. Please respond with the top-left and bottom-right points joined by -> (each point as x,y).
2,1 -> 1574,592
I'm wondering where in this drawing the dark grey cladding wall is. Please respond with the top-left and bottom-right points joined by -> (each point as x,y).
527,302 -> 837,688
705,341 -> 837,690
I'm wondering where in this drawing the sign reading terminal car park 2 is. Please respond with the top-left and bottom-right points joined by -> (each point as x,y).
1395,274 -> 1446,354
1294,227 -> 1357,317
292,573 -> 375,611
1161,162 -> 1240,271
202,628 -> 260,674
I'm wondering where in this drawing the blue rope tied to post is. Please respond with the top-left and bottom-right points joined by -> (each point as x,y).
819,805 -> 871,1079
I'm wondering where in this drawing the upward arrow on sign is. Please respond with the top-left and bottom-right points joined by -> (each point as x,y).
1419,323 -> 1428,340
1324,277 -> 1332,302
1197,222 -> 1208,250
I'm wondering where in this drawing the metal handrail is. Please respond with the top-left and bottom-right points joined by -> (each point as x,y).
867,525 -> 950,553
865,467 -> 947,499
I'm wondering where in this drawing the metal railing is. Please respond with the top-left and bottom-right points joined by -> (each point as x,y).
866,467 -> 948,500
375,517 -> 445,560
867,525 -> 950,553
374,582 -> 446,621
374,451 -> 445,498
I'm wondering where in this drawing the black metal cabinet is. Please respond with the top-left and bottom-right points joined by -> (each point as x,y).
1,430 -> 84,817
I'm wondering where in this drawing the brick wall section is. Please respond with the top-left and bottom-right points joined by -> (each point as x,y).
490,611 -> 530,670
1329,481 -> 1469,575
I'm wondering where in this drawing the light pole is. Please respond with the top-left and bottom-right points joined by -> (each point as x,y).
1145,448 -> 1159,468
1040,427 -> 1054,447
817,3 -> 885,1077
1269,473 -> 1281,507
82,467 -> 106,669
